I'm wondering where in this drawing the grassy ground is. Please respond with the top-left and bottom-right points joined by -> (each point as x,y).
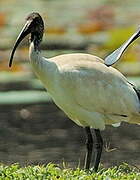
0,163 -> 139,180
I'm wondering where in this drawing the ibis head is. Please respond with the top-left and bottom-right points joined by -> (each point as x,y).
9,12 -> 44,67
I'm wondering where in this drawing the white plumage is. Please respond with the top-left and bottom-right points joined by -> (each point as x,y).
9,12 -> 140,171
30,46 -> 140,130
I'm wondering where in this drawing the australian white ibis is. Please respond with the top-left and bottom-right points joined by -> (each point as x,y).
9,12 -> 140,172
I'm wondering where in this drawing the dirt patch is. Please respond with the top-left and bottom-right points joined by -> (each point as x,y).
0,102 -> 139,168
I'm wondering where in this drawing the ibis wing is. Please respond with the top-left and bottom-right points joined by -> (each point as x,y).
59,63 -> 140,116
51,55 -> 140,128
104,28 -> 140,66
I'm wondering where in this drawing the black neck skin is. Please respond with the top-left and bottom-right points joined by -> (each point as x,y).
30,31 -> 43,51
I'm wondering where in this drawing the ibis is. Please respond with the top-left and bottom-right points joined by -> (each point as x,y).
9,12 -> 140,172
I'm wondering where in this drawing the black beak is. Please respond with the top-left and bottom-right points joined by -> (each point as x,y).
9,20 -> 32,67
105,27 -> 140,66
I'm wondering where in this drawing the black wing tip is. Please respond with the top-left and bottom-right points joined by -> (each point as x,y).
105,63 -> 111,67
133,86 -> 140,101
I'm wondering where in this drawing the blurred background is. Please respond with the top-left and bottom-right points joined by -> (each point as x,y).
0,0 -> 139,168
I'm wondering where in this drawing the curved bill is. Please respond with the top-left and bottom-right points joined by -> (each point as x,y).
9,20 -> 32,67
105,28 -> 140,66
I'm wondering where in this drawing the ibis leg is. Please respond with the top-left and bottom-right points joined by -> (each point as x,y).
93,129 -> 103,172
84,127 -> 93,170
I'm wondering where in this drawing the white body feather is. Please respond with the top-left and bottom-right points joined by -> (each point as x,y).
29,43 -> 140,130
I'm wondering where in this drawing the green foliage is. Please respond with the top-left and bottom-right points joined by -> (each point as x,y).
0,163 -> 139,180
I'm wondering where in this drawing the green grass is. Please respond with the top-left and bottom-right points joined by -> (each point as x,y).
0,163 -> 139,180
